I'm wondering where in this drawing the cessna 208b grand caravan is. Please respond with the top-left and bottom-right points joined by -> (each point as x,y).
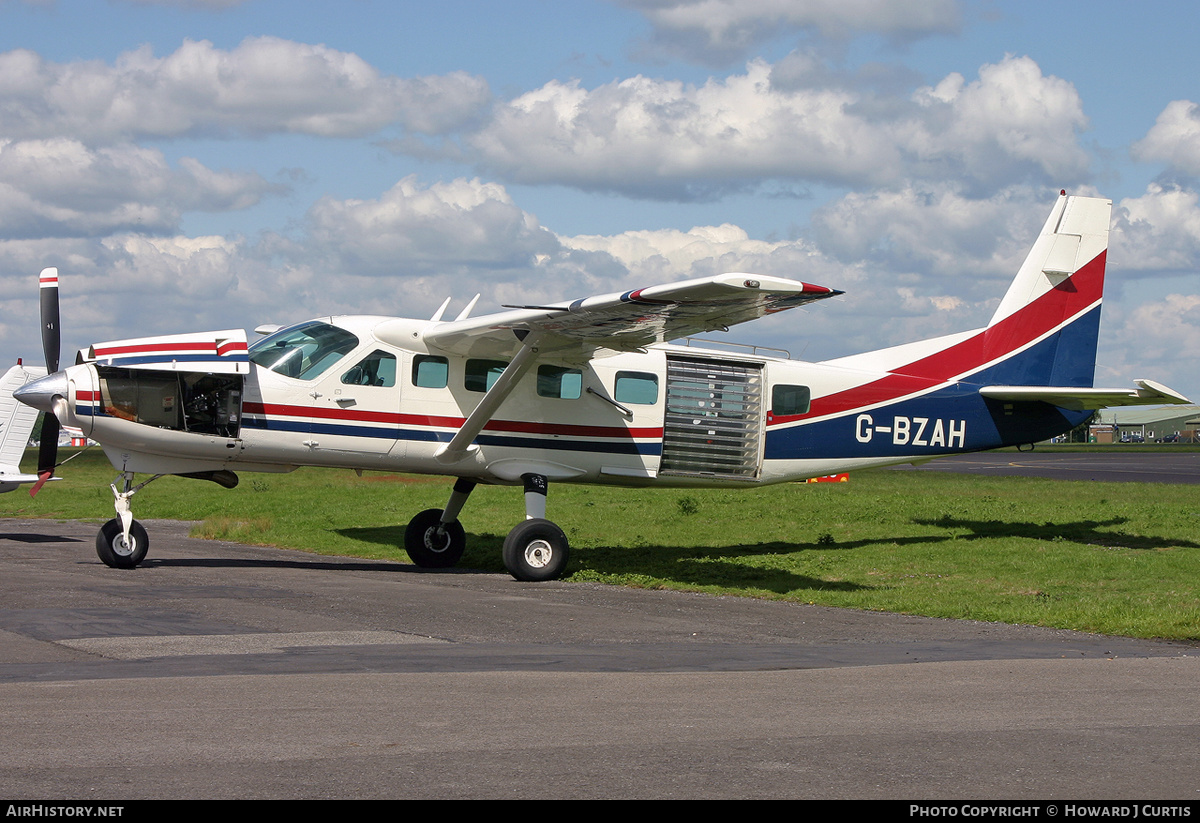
14,192 -> 1190,580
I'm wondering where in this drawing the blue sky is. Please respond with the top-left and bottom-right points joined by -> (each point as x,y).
1,0 -> 1198,403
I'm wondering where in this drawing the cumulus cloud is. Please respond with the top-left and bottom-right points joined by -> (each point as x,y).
1131,100 -> 1200,176
906,56 -> 1090,190
303,176 -> 561,277
0,37 -> 490,143
3,170 -> 1194,398
1097,293 -> 1200,395
809,185 -> 1054,281
0,138 -> 281,239
464,55 -> 1089,200
622,0 -> 961,65
554,208 -> 1008,359
0,233 -> 247,360
1111,183 -> 1200,274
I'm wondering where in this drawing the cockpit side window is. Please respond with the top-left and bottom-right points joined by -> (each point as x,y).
248,322 -> 359,380
341,350 -> 396,387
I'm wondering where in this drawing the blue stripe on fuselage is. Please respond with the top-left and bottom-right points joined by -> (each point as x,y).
241,417 -> 661,456
765,307 -> 1101,461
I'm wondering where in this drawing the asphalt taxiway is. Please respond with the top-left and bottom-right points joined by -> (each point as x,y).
887,450 -> 1200,484
1,518 -> 1198,799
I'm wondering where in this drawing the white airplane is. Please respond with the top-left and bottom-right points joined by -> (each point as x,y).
14,192 -> 1190,580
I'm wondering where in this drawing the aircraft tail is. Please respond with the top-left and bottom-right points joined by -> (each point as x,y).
0,363 -> 48,491
980,192 -> 1111,387
0,364 -> 46,466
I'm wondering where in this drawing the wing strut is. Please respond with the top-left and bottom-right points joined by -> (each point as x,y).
435,331 -> 544,464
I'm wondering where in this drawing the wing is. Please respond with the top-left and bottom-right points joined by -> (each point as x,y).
398,273 -> 840,359
979,379 -> 1191,411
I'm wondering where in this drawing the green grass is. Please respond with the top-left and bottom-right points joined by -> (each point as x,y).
1012,444 -> 1200,453
5,448 -> 1200,640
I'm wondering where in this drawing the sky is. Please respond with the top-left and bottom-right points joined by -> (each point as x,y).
1,0 -> 1198,403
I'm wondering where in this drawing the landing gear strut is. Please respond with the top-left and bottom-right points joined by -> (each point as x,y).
96,471 -> 161,568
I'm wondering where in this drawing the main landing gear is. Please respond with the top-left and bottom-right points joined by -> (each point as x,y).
403,473 -> 570,582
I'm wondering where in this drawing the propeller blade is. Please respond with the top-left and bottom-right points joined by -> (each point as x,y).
35,267 -> 61,490
31,415 -> 59,497
40,267 -> 60,373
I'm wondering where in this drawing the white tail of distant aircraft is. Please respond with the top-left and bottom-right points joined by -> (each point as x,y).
0,362 -> 48,493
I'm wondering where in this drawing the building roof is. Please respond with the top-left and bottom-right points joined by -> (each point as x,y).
1096,405 -> 1200,426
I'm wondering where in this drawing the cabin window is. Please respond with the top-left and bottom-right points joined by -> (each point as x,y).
537,366 -> 582,399
465,359 -> 508,392
412,355 -> 449,389
341,351 -> 396,387
614,371 -> 658,405
248,321 -> 358,381
772,384 -> 811,416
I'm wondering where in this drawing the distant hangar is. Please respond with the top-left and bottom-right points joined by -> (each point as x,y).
1093,405 -> 1200,443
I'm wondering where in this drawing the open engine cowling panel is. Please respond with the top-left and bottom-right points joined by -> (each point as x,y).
96,366 -> 243,438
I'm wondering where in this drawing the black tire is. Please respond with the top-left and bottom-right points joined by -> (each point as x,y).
404,508 -> 466,568
96,518 -> 149,569
502,518 -> 569,582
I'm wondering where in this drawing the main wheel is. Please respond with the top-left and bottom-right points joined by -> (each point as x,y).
502,518 -> 569,582
96,519 -> 149,569
404,508 -> 466,568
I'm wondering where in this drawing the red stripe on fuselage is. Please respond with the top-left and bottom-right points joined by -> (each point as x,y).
242,402 -> 662,439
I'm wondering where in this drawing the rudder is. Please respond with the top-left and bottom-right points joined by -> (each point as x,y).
981,193 -> 1111,387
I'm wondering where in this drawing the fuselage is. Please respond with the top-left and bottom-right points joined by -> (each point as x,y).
45,312 -> 1089,488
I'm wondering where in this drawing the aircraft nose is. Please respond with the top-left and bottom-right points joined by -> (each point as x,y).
13,371 -> 70,413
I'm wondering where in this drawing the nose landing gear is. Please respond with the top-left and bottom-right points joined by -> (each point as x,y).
95,471 -> 160,569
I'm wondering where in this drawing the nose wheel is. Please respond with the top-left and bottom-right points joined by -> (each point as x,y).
96,518 -> 149,568
95,471 -> 162,568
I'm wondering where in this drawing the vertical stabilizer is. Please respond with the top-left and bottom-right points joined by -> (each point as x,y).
981,193 -> 1111,387
0,363 -> 47,470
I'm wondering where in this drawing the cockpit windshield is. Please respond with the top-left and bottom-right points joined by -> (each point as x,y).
248,321 -> 359,380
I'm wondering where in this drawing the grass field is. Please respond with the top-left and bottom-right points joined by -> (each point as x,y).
4,448 -> 1199,640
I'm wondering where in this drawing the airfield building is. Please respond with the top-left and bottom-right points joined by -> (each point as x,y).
1093,405 -> 1200,443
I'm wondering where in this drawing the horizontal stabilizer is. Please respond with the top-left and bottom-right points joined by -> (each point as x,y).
0,466 -> 56,495
979,379 -> 1191,411
0,469 -> 43,484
